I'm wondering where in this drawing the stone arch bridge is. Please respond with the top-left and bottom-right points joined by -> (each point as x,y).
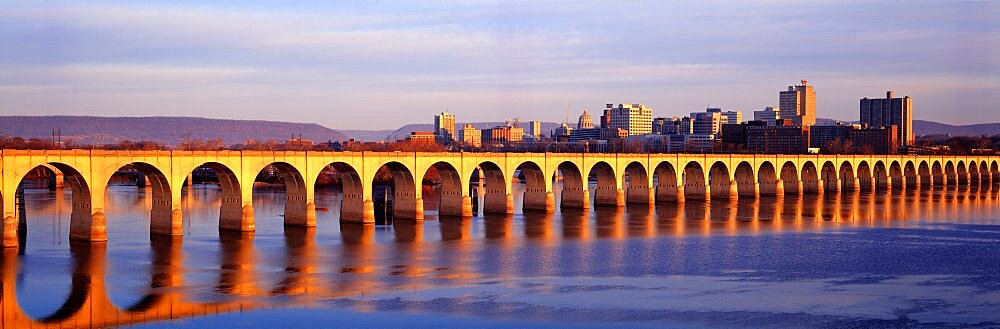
2,150 -> 998,246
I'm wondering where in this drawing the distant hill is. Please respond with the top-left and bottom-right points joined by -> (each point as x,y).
913,120 -> 1000,137
338,129 -> 396,142
0,116 -> 347,146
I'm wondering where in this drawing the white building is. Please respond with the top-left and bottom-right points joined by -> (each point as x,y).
607,103 -> 652,136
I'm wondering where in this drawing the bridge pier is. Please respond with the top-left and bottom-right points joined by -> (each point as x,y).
815,180 -> 825,196
220,204 -> 255,232
2,215 -> 17,248
616,188 -> 626,207
674,186 -> 685,203
544,192 -> 556,212
581,189 -> 591,209
774,179 -> 785,196
727,180 -> 739,199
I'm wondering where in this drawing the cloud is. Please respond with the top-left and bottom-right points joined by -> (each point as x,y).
0,1 -> 997,128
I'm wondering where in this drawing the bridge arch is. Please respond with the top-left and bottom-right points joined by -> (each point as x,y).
708,161 -> 733,199
555,161 -> 585,209
314,162 -> 365,222
873,161 -> 889,190
471,161 -> 509,214
820,161 -> 837,192
682,161 -> 707,200
373,161 -> 420,220
515,161 -> 548,211
181,162 -> 248,231
918,160 -> 930,187
801,161 -> 820,194
932,161 -> 944,186
978,161 -> 990,183
857,161 -> 873,190
104,162 -> 174,236
779,161 -> 800,194
992,161 -> 999,181
251,162 -> 308,227
423,162 -> 464,217
623,161 -> 650,204
588,161 -> 619,207
758,161 -> 779,195
839,161 -> 855,191
904,161 -> 917,187
14,162 -> 99,242
945,161 -> 957,186
968,161 -> 980,185
733,161 -> 756,197
956,161 -> 968,185
653,161 -> 680,203
888,161 -> 903,189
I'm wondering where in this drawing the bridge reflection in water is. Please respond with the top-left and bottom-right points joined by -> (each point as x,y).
2,183 -> 1000,328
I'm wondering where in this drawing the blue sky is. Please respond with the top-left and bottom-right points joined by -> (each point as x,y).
1,1 -> 997,129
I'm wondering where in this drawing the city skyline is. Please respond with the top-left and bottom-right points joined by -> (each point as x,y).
1,2 -> 998,130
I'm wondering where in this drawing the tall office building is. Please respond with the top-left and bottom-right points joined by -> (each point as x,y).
607,103 -> 653,136
860,91 -> 913,148
434,112 -> 456,141
779,80 -> 816,126
525,120 -> 542,140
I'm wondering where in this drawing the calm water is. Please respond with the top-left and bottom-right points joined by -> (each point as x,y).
5,183 -> 1000,328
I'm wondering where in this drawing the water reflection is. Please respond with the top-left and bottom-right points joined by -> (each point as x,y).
3,184 -> 1000,327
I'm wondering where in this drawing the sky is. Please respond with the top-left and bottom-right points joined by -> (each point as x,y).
1,1 -> 997,130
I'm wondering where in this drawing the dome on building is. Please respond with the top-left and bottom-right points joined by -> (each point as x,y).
577,110 -> 594,129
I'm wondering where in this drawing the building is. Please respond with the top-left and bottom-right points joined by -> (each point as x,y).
779,80 -> 816,126
553,123 -> 573,143
433,112 -> 456,142
577,111 -> 594,129
408,131 -> 437,145
707,108 -> 743,125
599,108 -> 612,129
753,107 -> 781,126
691,111 -> 728,135
569,127 -> 628,142
525,120 -> 542,140
683,134 -> 717,153
652,117 -> 691,135
860,91 -> 913,149
459,124 -> 481,147
746,121 -> 809,154
483,125 -> 523,144
607,103 -> 653,136
847,125 -> 898,154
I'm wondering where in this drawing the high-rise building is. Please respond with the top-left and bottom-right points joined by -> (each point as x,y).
860,91 -> 913,148
459,124 -> 481,147
525,120 -> 542,140
600,107 -> 612,129
691,111 -> 727,135
607,103 -> 653,136
753,107 -> 781,126
577,111 -> 594,129
434,112 -> 456,141
779,80 -> 816,126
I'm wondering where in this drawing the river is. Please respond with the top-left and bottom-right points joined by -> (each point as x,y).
5,183 -> 1000,328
